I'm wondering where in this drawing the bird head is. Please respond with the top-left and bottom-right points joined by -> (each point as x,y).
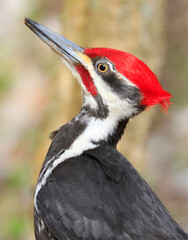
25,19 -> 172,120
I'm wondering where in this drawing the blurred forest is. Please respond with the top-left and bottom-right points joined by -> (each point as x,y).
0,0 -> 188,239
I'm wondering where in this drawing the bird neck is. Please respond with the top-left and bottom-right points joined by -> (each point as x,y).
48,105 -> 130,170
91,117 -> 129,147
50,107 -> 129,152
72,107 -> 129,149
35,107 -> 129,208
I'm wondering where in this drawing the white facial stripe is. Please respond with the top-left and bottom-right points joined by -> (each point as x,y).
86,62 -> 139,118
60,54 -> 140,119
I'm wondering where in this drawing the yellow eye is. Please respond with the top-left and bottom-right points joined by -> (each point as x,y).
97,63 -> 108,73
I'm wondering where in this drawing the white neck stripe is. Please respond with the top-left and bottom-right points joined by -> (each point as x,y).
34,112 -> 124,212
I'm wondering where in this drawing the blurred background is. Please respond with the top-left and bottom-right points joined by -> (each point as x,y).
0,0 -> 188,239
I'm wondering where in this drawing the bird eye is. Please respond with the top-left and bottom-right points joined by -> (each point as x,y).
97,63 -> 108,73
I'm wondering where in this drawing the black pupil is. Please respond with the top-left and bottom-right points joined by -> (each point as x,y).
99,64 -> 107,72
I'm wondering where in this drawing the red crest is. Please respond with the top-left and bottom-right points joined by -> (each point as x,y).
85,48 -> 172,112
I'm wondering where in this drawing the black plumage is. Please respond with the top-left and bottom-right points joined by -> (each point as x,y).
35,143 -> 188,240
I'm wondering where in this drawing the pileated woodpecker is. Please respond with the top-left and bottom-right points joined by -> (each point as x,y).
25,18 -> 188,240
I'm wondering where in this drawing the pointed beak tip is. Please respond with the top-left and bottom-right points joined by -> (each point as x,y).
24,18 -> 85,65
24,18 -> 39,31
24,18 -> 34,31
24,18 -> 31,26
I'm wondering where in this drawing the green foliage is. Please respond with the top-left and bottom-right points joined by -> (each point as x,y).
8,215 -> 26,239
6,167 -> 29,189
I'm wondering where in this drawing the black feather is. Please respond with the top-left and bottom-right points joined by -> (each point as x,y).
34,146 -> 188,240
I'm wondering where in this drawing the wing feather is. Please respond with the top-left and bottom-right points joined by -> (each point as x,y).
35,146 -> 188,240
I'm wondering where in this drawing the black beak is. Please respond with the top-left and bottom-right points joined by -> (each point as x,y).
24,18 -> 85,65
